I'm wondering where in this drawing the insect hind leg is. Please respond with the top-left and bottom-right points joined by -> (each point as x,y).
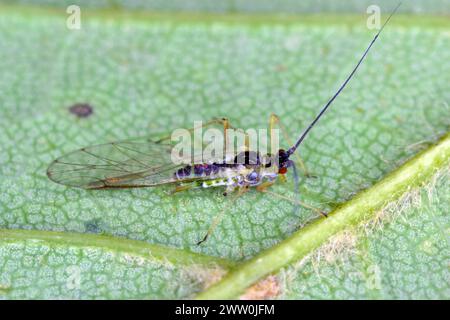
154,117 -> 235,144
171,184 -> 194,194
197,186 -> 248,245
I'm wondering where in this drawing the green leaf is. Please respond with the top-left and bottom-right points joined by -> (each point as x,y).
0,229 -> 234,299
0,3 -> 449,299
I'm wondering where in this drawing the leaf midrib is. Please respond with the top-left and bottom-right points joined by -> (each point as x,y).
1,3 -> 449,29
0,228 -> 236,269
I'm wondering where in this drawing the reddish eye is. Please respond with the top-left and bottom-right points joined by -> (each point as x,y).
278,167 -> 287,174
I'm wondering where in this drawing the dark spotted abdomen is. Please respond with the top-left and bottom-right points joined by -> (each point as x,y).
174,164 -> 220,180
173,151 -> 267,180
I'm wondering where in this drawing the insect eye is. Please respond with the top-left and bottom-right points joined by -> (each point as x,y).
247,171 -> 258,181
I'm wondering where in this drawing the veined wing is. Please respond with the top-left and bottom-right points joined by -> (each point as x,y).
47,138 -> 206,189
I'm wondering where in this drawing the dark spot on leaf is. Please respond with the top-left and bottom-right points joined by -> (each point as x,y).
85,218 -> 103,234
69,103 -> 93,118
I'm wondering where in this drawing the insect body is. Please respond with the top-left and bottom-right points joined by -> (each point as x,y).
173,151 -> 279,194
47,4 -> 401,244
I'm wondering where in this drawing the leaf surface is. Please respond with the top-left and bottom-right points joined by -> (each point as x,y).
0,2 -> 449,299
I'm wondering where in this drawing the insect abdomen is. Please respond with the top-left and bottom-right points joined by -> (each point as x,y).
174,164 -> 221,180
178,178 -> 228,190
199,178 -> 228,188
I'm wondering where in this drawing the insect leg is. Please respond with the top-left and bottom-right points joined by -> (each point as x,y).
222,183 -> 237,197
171,184 -> 194,194
257,187 -> 328,218
214,118 -> 249,156
269,113 -> 313,177
197,186 -> 248,245
154,118 -> 235,144
255,181 -> 275,192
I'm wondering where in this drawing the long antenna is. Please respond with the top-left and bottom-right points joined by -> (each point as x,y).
287,2 -> 401,156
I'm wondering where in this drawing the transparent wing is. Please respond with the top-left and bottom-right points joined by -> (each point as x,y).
47,138 -> 205,189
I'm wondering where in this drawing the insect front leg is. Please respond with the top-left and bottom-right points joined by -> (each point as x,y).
269,113 -> 314,178
258,186 -> 328,218
255,178 -> 327,216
